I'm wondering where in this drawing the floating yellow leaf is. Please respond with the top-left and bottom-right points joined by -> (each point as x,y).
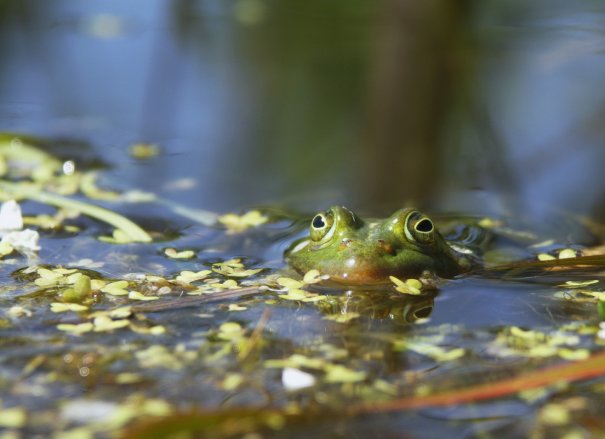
130,324 -> 167,336
218,210 -> 268,234
324,364 -> 366,383
576,290 -> 605,301
7,306 -> 32,318
303,269 -> 323,284
63,273 -> 92,303
99,229 -> 140,244
73,273 -> 91,293
540,403 -> 570,426
300,294 -> 327,303
323,312 -> 360,323
277,277 -> 304,289
136,345 -> 171,365
93,316 -> 130,332
34,277 -> 57,287
108,306 -> 133,319
390,276 -> 422,295
510,326 -> 542,340
24,213 -> 61,229
79,172 -> 120,201
54,267 -> 78,275
538,253 -> 556,261
204,279 -> 238,290
279,288 -> 311,301
228,304 -> 247,311
558,348 -> 590,361
217,322 -> 246,341
558,248 -> 577,259
529,239 -> 555,248
55,427 -> 95,439
100,280 -> 129,296
478,217 -> 503,228
116,373 -> 143,384
57,322 -> 94,335
396,341 -> 465,362
490,326 -> 584,359
212,263 -> 262,278
214,258 -> 242,268
128,291 -> 159,301
559,280 -> 599,288
149,325 -> 166,335
0,406 -> 26,428
35,268 -> 64,287
175,270 -> 211,284
50,302 -> 88,313
0,240 -> 13,258
129,143 -> 160,159
222,373 -> 244,390
91,279 -> 106,290
135,345 -> 191,370
164,248 -> 195,259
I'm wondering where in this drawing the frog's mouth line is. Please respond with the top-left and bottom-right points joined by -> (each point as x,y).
288,239 -> 309,254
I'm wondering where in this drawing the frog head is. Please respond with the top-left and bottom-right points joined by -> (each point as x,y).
285,206 -> 472,284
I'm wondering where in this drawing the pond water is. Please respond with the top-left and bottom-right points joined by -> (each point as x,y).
1,1 -> 605,438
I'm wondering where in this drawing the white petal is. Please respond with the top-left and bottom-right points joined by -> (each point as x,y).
282,367 -> 315,391
1,229 -> 40,252
61,399 -> 117,424
0,200 -> 23,231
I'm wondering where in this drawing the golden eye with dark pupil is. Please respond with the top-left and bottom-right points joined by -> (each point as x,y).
312,215 -> 326,229
414,305 -> 433,320
415,218 -> 433,233
310,211 -> 334,242
405,211 -> 435,244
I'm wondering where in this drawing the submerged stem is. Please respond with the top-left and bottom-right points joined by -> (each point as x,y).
0,181 -> 152,243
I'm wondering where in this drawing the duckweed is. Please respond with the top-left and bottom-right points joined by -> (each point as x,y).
2,134 -> 605,438
390,276 -> 423,295
218,210 -> 268,234
164,248 -> 196,259
211,258 -> 263,277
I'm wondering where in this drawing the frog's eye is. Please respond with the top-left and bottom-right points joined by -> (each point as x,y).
404,211 -> 435,244
310,210 -> 335,242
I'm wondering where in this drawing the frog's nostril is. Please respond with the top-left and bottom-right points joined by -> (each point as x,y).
377,239 -> 395,254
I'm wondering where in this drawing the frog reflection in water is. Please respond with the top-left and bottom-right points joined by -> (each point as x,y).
286,206 -> 479,285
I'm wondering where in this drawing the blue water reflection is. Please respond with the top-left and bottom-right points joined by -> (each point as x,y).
1,0 -> 605,219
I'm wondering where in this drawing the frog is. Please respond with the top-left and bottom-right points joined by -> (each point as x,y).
285,206 -> 481,285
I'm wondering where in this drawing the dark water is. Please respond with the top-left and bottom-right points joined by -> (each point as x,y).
2,1 -> 605,438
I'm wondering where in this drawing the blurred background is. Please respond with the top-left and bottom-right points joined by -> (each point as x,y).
1,0 -> 605,220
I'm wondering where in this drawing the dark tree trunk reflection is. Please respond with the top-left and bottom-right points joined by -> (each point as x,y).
361,0 -> 472,208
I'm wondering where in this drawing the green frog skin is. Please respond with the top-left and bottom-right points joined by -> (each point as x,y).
285,206 -> 475,284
